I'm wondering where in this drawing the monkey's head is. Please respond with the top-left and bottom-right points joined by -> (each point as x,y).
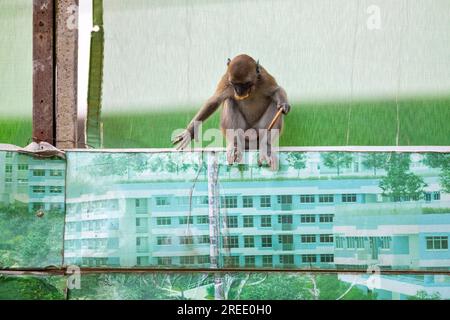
227,54 -> 260,101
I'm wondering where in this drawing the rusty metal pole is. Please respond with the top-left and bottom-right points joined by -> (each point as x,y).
33,0 -> 55,145
56,0 -> 79,148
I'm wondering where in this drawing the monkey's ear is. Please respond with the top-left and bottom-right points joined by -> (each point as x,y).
227,58 -> 231,66
256,60 -> 261,74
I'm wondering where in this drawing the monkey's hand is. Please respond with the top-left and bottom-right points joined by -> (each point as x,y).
277,103 -> 291,114
172,129 -> 193,151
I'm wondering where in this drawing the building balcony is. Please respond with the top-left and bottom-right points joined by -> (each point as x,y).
274,223 -> 294,231
280,243 -> 294,251
136,226 -> 149,233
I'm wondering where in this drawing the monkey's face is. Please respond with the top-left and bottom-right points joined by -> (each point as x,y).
230,80 -> 254,100
227,55 -> 259,100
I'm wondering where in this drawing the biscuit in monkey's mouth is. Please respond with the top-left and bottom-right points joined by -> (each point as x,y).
235,93 -> 250,100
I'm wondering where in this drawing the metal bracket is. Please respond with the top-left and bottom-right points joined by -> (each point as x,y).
18,142 -> 66,159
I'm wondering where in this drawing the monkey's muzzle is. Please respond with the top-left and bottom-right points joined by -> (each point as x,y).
234,93 -> 250,101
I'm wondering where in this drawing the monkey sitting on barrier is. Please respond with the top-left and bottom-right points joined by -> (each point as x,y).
173,54 -> 290,170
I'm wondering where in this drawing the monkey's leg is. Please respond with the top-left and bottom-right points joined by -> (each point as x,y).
221,99 -> 249,165
254,102 -> 283,170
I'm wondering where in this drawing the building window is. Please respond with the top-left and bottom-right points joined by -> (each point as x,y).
157,257 -> 172,265
193,196 -> 208,205
180,256 -> 195,265
425,193 -> 432,202
5,152 -> 12,158
426,236 -> 448,250
380,237 -> 391,249
49,186 -> 63,194
319,194 -> 334,203
180,236 -> 194,245
300,214 -> 315,223
319,214 -> 334,223
136,237 -> 147,246
224,256 -> 240,267
346,237 -> 355,249
198,255 -> 210,264
300,195 -> 315,203
279,255 -> 294,265
18,164 -> 28,170
5,177 -> 12,183
32,186 -> 45,194
356,237 -> 365,249
179,216 -> 194,225
176,197 -> 189,206
135,199 -> 146,208
157,236 -> 171,245
336,237 -> 344,249
262,255 -> 272,267
221,196 -> 238,208
342,194 -> 357,203
197,215 -> 209,224
5,165 -> 12,173
301,234 -> 316,243
320,254 -> 334,263
277,195 -> 292,204
136,257 -> 148,266
260,195 -> 271,208
244,235 -> 255,248
197,235 -> 210,244
243,196 -> 254,208
223,236 -> 239,249
226,216 -> 238,228
320,234 -> 334,243
278,235 -> 293,244
156,197 -> 170,206
33,169 -> 45,177
156,217 -> 171,226
50,170 -> 63,177
302,254 -> 317,263
261,216 -> 272,227
261,235 -> 272,248
243,216 -> 254,227
433,192 -> 441,201
278,215 -> 293,224
244,256 -> 255,267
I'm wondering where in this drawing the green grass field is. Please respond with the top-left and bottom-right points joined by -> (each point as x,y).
1,96 -> 449,148
102,96 -> 450,148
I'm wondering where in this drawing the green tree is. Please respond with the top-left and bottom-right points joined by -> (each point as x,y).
408,290 -> 441,300
0,275 -> 65,300
88,153 -> 148,179
286,153 -> 307,177
362,153 -> 388,176
423,153 -> 450,192
379,153 -> 427,201
205,274 -> 375,300
321,152 -> 353,176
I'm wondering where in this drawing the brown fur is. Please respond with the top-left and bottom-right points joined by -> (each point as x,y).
173,54 -> 290,168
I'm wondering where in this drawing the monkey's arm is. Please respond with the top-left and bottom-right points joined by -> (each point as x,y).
172,92 -> 227,150
271,86 -> 291,114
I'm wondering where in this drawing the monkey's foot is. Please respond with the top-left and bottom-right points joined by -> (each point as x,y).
227,146 -> 243,165
258,153 -> 279,171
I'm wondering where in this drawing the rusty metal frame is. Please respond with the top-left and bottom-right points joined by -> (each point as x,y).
56,0 -> 79,149
33,0 -> 80,148
33,0 -> 55,145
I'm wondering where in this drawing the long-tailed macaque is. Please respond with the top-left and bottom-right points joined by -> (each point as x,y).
172,54 -> 290,169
